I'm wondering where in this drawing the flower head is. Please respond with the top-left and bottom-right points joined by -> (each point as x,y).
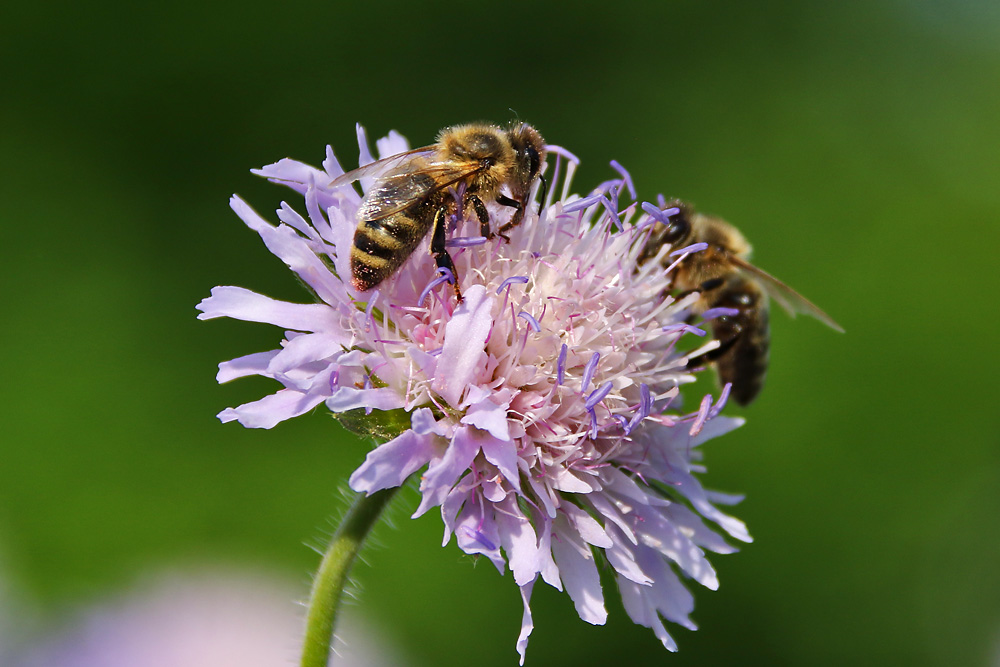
198,125 -> 751,662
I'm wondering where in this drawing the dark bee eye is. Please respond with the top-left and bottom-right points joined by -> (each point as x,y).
525,145 -> 541,177
661,210 -> 690,244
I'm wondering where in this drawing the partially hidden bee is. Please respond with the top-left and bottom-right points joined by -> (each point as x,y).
638,200 -> 843,405
329,122 -> 547,301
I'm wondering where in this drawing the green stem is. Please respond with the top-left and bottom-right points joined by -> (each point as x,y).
300,486 -> 400,667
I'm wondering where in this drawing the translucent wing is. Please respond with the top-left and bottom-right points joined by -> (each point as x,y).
730,256 -> 844,332
327,145 -> 436,190
355,159 -> 486,221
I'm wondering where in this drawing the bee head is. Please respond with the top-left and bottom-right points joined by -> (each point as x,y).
660,201 -> 692,245
508,123 -> 547,181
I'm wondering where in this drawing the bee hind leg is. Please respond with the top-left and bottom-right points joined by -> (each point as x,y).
431,205 -> 463,302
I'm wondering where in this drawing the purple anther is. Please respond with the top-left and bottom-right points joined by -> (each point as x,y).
641,201 -> 669,224
581,351 -> 600,391
701,307 -> 740,320
497,276 -> 530,295
628,383 -> 652,432
662,323 -> 707,337
711,383 -> 732,417
610,160 -> 637,199
418,275 -> 450,307
613,414 -> 629,431
589,409 -> 599,439
670,242 -> 708,257
640,383 -> 653,416
563,193 -> 603,213
689,393 -> 713,437
428,347 -> 443,356
599,195 -> 621,230
437,266 -> 456,284
585,381 -> 614,411
557,344 -> 568,385
518,311 -> 541,333
446,236 -> 488,248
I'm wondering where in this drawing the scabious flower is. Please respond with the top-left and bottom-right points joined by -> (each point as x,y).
197,125 -> 751,662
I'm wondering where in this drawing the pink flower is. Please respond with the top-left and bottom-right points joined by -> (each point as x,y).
198,125 -> 751,662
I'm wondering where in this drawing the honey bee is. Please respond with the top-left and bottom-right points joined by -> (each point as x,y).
639,200 -> 843,405
329,122 -> 547,300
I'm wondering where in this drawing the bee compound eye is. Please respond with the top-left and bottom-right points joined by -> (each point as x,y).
526,145 -> 541,176
662,212 -> 690,244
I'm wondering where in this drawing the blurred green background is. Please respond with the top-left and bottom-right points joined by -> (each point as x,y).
2,0 -> 998,664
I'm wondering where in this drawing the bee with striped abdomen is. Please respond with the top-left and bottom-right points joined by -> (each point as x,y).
330,122 -> 547,301
639,201 -> 842,405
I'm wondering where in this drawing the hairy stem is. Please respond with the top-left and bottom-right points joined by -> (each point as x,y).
300,486 -> 400,667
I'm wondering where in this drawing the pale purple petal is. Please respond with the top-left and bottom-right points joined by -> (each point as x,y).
516,581 -> 535,666
251,158 -> 326,188
602,466 -> 670,508
603,526 -> 653,585
218,389 -> 324,429
376,130 -> 409,158
619,575 -> 680,652
455,501 -> 505,573
197,287 -> 340,332
550,524 -> 607,625
585,493 -> 637,544
413,426 -> 482,517
230,196 -> 349,306
549,467 -> 595,494
691,415 -> 745,447
664,503 -> 740,554
633,545 -> 698,630
461,397 -> 511,441
217,351 -> 279,383
480,433 -> 522,494
325,387 -> 406,413
495,498 -> 541,587
633,507 -> 719,589
410,407 -> 445,436
349,429 -> 439,495
560,502 -> 613,549
267,333 -> 349,376
440,474 -> 474,545
431,285 -> 494,406
673,474 -> 752,543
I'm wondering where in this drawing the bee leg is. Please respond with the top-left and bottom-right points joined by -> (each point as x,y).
431,205 -> 463,302
468,194 -> 491,239
676,277 -> 726,302
493,194 -> 524,241
687,332 -> 740,368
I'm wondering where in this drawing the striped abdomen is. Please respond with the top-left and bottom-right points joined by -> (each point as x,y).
350,199 -> 436,292
708,276 -> 770,406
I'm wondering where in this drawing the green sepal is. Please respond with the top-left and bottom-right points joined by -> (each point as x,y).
333,407 -> 412,444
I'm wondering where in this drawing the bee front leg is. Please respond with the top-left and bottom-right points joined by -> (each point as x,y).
493,193 -> 524,241
431,205 -> 463,302
468,194 -> 491,239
